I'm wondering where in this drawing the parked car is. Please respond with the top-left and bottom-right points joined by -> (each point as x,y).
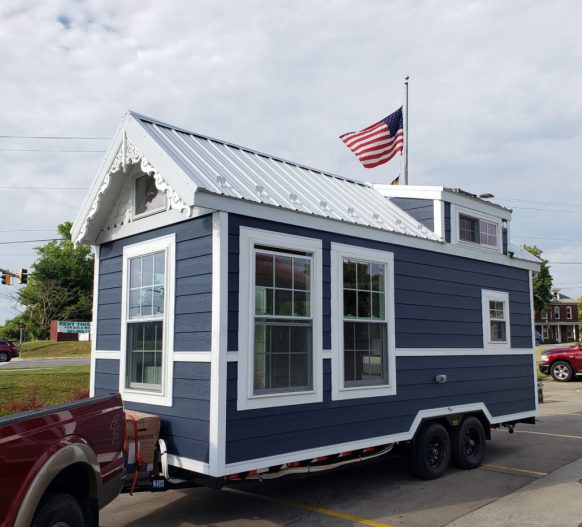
0,340 -> 19,362
535,331 -> 542,345
539,343 -> 582,382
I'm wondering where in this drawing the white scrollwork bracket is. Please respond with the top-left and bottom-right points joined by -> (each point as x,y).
140,157 -> 189,213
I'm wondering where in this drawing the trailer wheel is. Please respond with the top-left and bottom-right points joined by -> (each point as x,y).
32,493 -> 85,527
411,421 -> 451,480
452,416 -> 486,469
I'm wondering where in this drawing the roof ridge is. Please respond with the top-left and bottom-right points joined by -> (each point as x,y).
128,110 -> 371,188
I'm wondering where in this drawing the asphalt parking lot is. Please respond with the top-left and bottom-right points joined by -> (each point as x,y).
101,378 -> 582,527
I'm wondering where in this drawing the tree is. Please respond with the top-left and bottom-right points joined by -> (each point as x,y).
14,222 -> 94,339
523,245 -> 553,314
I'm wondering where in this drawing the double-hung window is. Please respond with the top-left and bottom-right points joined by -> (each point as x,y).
331,243 -> 396,400
481,290 -> 511,349
238,228 -> 322,410
120,235 -> 175,406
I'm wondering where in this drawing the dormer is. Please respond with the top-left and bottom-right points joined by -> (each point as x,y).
373,185 -> 512,256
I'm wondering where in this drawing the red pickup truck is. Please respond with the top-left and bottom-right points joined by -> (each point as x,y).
0,393 -> 125,527
539,343 -> 582,382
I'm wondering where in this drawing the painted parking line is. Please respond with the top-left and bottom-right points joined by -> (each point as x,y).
538,411 -> 582,417
226,488 -> 397,527
481,463 -> 547,478
516,430 -> 582,441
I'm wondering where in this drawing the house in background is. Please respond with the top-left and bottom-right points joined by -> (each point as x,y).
535,289 -> 579,344
72,111 -> 540,479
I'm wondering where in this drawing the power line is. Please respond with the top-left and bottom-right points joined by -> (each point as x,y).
0,135 -> 110,140
0,186 -> 88,190
0,229 -> 58,232
0,148 -> 105,153
0,239 -> 59,245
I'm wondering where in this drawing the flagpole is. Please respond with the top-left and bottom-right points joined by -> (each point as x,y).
403,75 -> 409,185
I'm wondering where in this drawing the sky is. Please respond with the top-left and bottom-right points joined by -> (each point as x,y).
1,0 -> 581,324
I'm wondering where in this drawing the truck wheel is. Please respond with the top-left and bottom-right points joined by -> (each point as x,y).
550,361 -> 573,382
32,493 -> 85,527
411,421 -> 451,480
452,416 -> 486,469
0,352 -> 9,362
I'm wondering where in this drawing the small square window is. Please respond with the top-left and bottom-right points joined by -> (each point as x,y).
135,174 -> 166,216
458,212 -> 499,249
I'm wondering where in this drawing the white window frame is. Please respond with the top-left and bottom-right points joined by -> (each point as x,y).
330,243 -> 396,400
542,325 -> 549,340
238,227 -> 323,411
119,234 -> 176,406
481,290 -> 511,350
451,205 -> 502,253
554,306 -> 560,320
566,306 -> 572,320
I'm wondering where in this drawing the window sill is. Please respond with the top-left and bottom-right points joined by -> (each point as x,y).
237,389 -> 321,411
122,387 -> 173,407
332,383 -> 396,401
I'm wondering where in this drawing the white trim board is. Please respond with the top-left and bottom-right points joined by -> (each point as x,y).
89,245 -> 100,398
208,211 -> 229,475
222,404 -> 537,475
166,454 -> 209,476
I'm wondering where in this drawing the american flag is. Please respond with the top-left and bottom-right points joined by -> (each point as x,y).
340,107 -> 404,169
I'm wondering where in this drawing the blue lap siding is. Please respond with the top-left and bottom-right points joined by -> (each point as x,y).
225,214 -> 535,464
225,354 -> 535,463
390,197 -> 434,231
94,358 -> 211,463
93,214 -> 214,464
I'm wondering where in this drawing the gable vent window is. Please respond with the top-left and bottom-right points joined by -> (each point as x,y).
135,174 -> 166,216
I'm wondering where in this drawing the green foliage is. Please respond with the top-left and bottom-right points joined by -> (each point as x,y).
523,245 -> 553,314
0,315 -> 25,340
3,222 -> 94,340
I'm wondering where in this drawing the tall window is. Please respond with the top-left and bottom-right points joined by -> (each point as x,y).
481,290 -> 511,349
554,306 -> 560,320
238,228 -> 322,411
342,259 -> 387,385
121,234 -> 175,406
331,243 -> 395,401
127,251 -> 165,390
135,174 -> 166,216
254,248 -> 312,393
566,306 -> 573,320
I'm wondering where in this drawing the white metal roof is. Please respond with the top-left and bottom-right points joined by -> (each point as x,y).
131,112 -> 440,241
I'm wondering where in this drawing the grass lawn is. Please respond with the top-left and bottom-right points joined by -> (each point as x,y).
18,340 -> 91,359
0,365 -> 90,417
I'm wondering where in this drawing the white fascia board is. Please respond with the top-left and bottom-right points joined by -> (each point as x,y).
445,192 -> 512,220
126,116 -> 197,206
71,116 -> 129,242
373,185 -> 446,201
193,191 -> 540,273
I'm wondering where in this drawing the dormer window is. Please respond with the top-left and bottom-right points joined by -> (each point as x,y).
459,214 -> 497,247
135,174 -> 166,217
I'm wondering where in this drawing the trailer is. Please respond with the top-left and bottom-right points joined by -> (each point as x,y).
72,111 -> 540,486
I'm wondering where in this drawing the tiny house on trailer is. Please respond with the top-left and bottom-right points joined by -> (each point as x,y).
72,111 -> 540,482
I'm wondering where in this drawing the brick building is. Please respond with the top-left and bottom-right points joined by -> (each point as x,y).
535,290 -> 579,344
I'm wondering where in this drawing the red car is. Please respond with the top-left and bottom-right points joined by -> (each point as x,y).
0,339 -> 19,362
539,343 -> 582,382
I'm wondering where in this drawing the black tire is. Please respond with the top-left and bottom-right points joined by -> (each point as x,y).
0,351 -> 9,362
550,361 -> 573,382
451,416 -> 486,469
411,421 -> 451,480
32,493 -> 85,527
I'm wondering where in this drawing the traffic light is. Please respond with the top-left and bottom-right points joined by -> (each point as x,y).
1,272 -> 11,285
18,268 -> 28,285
